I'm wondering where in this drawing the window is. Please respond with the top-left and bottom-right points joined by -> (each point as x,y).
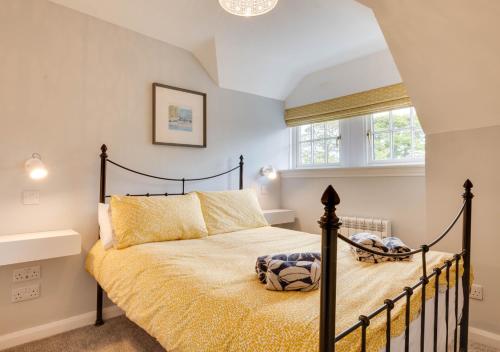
367,107 -> 424,163
291,107 -> 425,169
295,120 -> 341,167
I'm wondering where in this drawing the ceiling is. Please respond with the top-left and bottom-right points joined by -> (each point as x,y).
49,0 -> 388,100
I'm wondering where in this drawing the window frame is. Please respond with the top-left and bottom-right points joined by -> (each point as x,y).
290,107 -> 425,170
291,120 -> 346,169
364,107 -> 425,166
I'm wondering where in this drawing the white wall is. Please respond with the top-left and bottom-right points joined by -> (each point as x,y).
359,0 -> 500,336
281,174 -> 426,242
285,49 -> 401,109
426,127 -> 500,334
0,0 -> 288,335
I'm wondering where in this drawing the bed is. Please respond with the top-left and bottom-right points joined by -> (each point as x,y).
89,144 -> 473,352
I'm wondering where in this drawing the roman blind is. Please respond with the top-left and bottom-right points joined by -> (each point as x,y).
284,83 -> 412,127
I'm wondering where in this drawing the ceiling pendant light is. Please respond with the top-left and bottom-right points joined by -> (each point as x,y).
219,0 -> 278,17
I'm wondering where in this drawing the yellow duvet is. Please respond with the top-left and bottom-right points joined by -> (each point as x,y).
86,226 -> 460,352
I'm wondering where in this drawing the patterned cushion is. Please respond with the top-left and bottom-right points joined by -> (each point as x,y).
349,232 -> 389,263
255,252 -> 321,284
265,259 -> 321,291
255,254 -> 288,283
383,236 -> 413,261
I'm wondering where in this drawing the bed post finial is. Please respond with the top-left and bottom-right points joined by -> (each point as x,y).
463,179 -> 473,191
318,185 -> 341,352
460,179 -> 473,351
319,185 -> 340,226
100,144 -> 108,157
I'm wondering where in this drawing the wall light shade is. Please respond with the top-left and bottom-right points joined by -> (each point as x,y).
260,165 -> 277,180
25,153 -> 48,180
219,0 -> 278,17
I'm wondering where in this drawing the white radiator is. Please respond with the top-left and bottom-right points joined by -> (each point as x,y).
338,216 -> 392,239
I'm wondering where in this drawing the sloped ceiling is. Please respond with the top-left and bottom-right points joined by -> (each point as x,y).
49,0 -> 388,100
357,0 -> 500,134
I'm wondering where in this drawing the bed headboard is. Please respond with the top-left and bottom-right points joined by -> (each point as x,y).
98,144 -> 244,203
95,144 -> 244,325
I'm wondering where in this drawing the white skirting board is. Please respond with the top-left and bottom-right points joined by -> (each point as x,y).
470,327 -> 500,349
0,305 -> 123,350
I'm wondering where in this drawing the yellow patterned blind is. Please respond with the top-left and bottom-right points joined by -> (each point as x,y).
284,83 -> 412,127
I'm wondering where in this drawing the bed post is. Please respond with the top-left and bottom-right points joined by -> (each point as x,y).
239,155 -> 244,190
319,185 -> 341,352
460,179 -> 473,351
95,144 -> 107,327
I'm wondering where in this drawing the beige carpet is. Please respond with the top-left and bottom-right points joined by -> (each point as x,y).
3,316 -> 498,352
470,342 -> 500,352
4,317 -> 165,352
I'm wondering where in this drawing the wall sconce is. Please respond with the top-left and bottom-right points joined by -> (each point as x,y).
25,153 -> 48,180
260,165 -> 277,180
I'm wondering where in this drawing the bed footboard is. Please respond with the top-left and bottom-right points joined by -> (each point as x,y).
318,180 -> 473,352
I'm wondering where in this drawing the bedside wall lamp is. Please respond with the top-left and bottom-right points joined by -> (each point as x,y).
260,165 -> 277,180
25,153 -> 48,180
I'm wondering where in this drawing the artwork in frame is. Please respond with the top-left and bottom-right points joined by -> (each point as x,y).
153,83 -> 206,148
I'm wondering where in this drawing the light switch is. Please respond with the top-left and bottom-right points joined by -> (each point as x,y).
23,190 -> 40,205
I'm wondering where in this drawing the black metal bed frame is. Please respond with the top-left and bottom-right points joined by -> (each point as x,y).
94,144 -> 473,352
319,182 -> 473,352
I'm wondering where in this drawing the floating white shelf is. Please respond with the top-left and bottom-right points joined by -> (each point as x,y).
0,230 -> 81,266
263,209 -> 296,225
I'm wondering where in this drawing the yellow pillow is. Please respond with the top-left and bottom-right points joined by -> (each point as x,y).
196,189 -> 268,235
110,193 -> 208,249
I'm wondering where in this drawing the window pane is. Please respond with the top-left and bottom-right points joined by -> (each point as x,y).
392,108 -> 411,129
299,124 -> 312,141
312,123 -> 325,140
373,112 -> 390,132
299,142 -> 312,165
313,140 -> 326,164
326,120 -> 340,138
373,132 -> 391,160
414,130 -> 425,158
393,130 -> 412,159
326,139 -> 340,164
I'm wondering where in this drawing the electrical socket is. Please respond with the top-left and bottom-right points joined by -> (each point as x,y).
13,265 -> 41,283
11,283 -> 41,303
470,284 -> 483,300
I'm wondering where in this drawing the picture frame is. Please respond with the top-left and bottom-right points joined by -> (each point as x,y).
152,83 -> 207,148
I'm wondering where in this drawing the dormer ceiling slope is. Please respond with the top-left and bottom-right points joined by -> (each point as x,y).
49,0 -> 388,100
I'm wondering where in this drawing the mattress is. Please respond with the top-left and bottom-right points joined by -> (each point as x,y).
86,226 -> 462,352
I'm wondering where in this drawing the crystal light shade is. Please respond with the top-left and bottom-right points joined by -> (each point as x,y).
218,0 -> 278,17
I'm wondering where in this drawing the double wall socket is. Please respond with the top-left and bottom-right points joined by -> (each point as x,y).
470,284 -> 484,300
12,283 -> 40,303
13,265 -> 40,282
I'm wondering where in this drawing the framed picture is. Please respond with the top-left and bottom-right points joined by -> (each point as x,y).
153,83 -> 206,148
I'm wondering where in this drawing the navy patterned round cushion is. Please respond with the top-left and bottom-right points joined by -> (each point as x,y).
265,259 -> 321,291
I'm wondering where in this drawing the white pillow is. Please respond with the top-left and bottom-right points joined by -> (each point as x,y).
98,203 -> 114,250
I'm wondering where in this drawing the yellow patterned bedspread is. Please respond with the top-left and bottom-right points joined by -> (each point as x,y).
86,226 -> 460,352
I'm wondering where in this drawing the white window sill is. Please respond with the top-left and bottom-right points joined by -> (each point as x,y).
279,164 -> 425,178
